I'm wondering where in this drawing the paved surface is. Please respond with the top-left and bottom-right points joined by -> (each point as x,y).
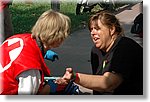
45,28 -> 93,76
45,2 -> 143,95
115,2 -> 143,47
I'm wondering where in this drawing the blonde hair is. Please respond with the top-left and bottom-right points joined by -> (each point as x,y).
31,10 -> 71,46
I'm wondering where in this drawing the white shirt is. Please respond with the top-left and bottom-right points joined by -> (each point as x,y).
17,69 -> 41,95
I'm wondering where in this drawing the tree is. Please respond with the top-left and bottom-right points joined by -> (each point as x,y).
51,0 -> 60,12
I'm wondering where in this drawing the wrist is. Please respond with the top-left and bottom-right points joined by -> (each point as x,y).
73,72 -> 79,82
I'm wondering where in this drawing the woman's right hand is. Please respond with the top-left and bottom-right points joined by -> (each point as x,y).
62,68 -> 74,82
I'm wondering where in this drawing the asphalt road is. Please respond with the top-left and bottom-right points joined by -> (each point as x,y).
45,28 -> 93,77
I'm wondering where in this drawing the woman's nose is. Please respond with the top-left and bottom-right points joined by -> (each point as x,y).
91,29 -> 96,36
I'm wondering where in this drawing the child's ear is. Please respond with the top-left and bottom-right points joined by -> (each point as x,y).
43,44 -> 48,52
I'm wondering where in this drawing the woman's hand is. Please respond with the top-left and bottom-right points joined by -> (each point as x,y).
62,68 -> 74,81
55,68 -> 74,85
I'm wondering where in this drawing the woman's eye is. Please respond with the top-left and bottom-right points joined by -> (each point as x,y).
96,27 -> 100,30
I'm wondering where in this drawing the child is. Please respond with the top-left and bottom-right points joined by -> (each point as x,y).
0,10 -> 71,95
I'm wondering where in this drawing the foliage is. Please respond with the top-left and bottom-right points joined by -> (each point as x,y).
9,2 -> 90,34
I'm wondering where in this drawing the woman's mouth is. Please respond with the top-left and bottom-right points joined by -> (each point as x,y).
94,37 -> 99,41
93,36 -> 100,42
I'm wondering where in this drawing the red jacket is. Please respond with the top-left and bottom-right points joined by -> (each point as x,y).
0,0 -> 12,12
0,34 -> 50,94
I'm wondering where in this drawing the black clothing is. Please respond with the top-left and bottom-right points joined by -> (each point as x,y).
91,37 -> 143,95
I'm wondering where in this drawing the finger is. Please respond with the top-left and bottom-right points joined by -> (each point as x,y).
66,68 -> 73,73
55,78 -> 68,85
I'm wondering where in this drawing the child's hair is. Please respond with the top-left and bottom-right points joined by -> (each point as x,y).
31,10 -> 71,46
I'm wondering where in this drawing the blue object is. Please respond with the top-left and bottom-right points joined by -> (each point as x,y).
45,77 -> 80,95
47,79 -> 58,93
44,50 -> 58,62
64,80 -> 80,95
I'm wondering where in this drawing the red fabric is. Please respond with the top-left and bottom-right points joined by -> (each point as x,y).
0,0 -> 10,12
0,34 -> 50,94
75,73 -> 79,82
56,84 -> 66,92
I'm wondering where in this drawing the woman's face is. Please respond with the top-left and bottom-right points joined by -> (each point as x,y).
90,20 -> 114,52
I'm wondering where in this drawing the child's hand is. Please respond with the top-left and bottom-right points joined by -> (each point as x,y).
55,78 -> 68,85
47,79 -> 66,93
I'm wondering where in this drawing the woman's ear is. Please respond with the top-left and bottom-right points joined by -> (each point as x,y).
110,26 -> 116,36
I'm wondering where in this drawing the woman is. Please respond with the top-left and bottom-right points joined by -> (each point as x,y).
62,10 -> 143,95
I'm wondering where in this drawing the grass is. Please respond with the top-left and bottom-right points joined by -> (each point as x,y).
9,1 -> 128,34
9,2 -> 90,34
